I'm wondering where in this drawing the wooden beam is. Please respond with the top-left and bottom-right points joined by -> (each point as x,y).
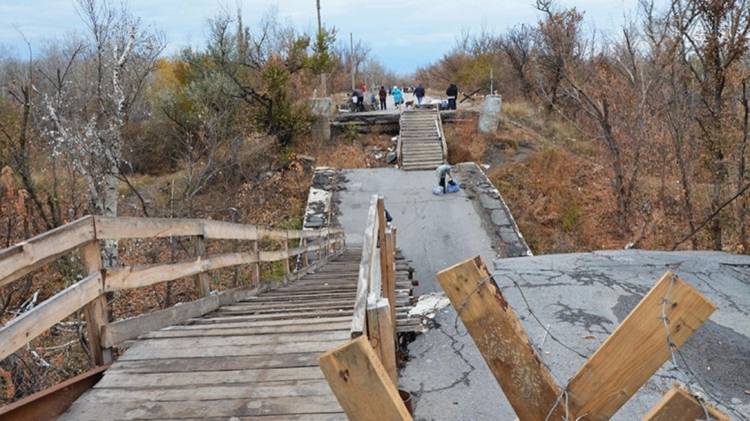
567,271 -> 716,420
642,384 -> 729,421
437,256 -> 564,420
352,195 -> 379,338
319,336 -> 412,421
367,298 -> 397,386
383,228 -> 397,332
252,239 -> 260,287
80,241 -> 111,365
282,233 -> 291,281
93,216 -> 204,239
0,272 -> 103,360
0,216 -> 95,288
101,295 -> 221,348
194,236 -> 211,297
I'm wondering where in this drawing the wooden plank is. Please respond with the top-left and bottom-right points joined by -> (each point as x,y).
351,195 -> 379,337
143,322 -> 352,339
567,271 -> 716,420
93,216 -> 204,239
437,256 -> 564,420
109,352 -> 323,373
85,379 -> 334,401
366,298 -> 397,386
642,384 -> 730,421
101,295 -> 221,348
0,216 -> 95,287
119,339 -> 347,360
80,241 -> 111,365
124,331 -> 349,349
165,316 -> 353,330
194,236 -> 211,296
105,251 -> 268,291
319,336 -> 412,421
0,272 -> 103,360
59,394 -> 343,420
96,366 -> 325,388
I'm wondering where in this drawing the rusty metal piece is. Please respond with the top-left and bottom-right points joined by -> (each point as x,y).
0,364 -> 109,421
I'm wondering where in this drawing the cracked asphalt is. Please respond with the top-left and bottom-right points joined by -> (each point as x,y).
336,168 -> 750,420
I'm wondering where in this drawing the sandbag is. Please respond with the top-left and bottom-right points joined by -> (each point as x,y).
432,186 -> 444,195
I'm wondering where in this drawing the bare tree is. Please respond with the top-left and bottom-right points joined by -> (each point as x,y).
499,24 -> 535,99
670,0 -> 750,249
42,0 -> 163,265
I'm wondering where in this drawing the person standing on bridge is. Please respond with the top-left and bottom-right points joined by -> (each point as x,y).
379,86 -> 387,110
391,86 -> 403,109
414,83 -> 426,106
446,83 -> 458,110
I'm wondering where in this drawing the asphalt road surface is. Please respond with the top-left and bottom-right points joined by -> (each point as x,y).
336,167 -> 750,420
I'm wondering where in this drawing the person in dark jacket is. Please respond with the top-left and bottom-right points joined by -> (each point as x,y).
352,89 -> 365,112
446,83 -> 458,110
378,86 -> 387,110
414,83 -> 425,105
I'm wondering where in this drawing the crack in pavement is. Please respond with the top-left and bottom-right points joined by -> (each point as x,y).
417,319 -> 476,395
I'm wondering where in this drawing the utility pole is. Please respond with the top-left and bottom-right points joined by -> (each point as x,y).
316,0 -> 327,95
350,32 -> 355,91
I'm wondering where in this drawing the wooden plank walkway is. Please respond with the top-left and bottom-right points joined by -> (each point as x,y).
399,108 -> 446,171
61,248 -> 417,420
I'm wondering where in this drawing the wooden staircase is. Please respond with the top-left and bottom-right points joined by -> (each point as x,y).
399,108 -> 446,171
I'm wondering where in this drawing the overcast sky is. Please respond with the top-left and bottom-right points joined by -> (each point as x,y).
1,0 -> 646,74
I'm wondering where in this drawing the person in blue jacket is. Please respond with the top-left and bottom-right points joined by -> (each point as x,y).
391,86 -> 403,109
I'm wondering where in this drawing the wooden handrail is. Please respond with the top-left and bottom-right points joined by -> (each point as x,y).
351,195 -> 379,338
0,215 -> 345,364
0,216 -> 95,288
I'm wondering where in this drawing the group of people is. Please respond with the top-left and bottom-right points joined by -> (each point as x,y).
350,82 -> 459,111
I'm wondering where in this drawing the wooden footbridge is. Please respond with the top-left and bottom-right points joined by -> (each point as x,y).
398,108 -> 447,171
0,197 -> 417,420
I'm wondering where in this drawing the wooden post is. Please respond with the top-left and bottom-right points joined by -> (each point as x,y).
319,336 -> 412,421
193,236 -> 211,297
252,239 -> 260,287
383,228 -> 397,332
567,272 -> 716,420
642,384 -> 729,421
81,242 -> 112,365
377,197 -> 388,298
301,236 -> 309,268
282,232 -> 291,282
437,256 -> 565,420
366,298 -> 397,386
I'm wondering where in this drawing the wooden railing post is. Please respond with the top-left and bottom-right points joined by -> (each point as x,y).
282,232 -> 291,282
301,236 -> 309,268
366,298 -> 397,386
193,235 -> 211,297
252,239 -> 260,287
81,241 -> 112,365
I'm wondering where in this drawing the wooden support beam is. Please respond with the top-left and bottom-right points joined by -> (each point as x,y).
319,336 -> 412,421
80,241 -> 111,365
352,195 -> 379,338
437,256 -> 564,421
567,272 -> 716,420
193,236 -> 211,297
643,384 -> 729,421
366,298 -> 397,386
